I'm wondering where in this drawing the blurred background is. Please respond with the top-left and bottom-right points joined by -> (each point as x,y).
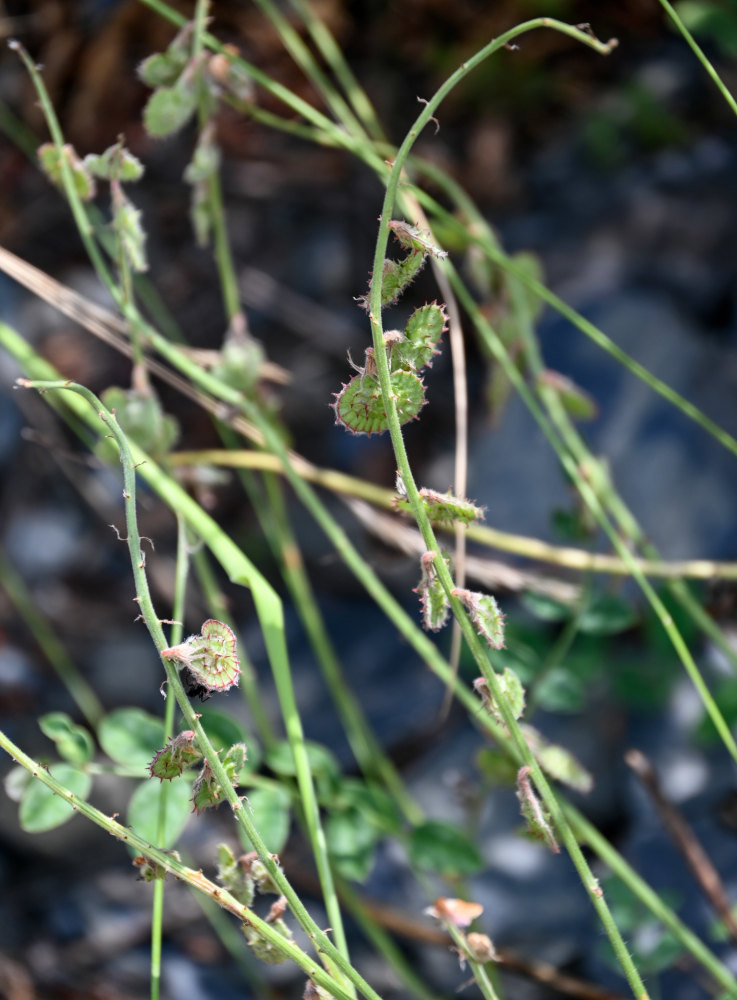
1,1 -> 737,998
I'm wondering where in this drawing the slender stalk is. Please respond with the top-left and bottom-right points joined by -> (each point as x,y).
445,924 -> 501,1000
253,0 -> 367,139
657,0 -> 737,117
0,726 -> 359,1000
0,546 -> 104,727
191,545 -> 277,750
287,0 -> 385,140
150,516 -> 189,1000
5,324 -> 736,992
192,0 -> 240,322
15,377 -> 381,1000
235,455 -> 422,825
362,19 -> 654,1000
447,263 -> 737,767
168,450 -> 737,581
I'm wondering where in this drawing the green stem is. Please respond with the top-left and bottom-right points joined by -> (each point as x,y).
445,924 -> 500,1000
150,516 -> 189,1000
287,0 -> 385,140
5,324 -> 735,992
192,0 -> 240,323
0,725 -> 359,1000
15,376 -> 380,1000
191,545 -> 277,750
0,545 -> 104,727
363,19 -> 653,1000
447,263 -> 737,768
656,0 -> 737,117
253,0 -> 367,139
247,460 -> 422,825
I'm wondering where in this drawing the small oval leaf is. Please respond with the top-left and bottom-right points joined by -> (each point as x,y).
243,786 -> 291,854
19,764 -> 92,833
128,776 -> 192,848
98,708 -> 165,772
409,820 -> 484,876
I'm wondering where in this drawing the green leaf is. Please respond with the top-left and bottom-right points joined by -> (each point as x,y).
38,143 -> 96,200
19,764 -> 92,833
408,820 -> 484,876
198,709 -> 249,756
39,712 -> 94,765
476,748 -> 518,785
265,741 -> 340,782
326,806 -> 379,882
4,764 -> 32,802
521,591 -> 572,622
127,775 -> 192,848
533,667 -> 587,713
243,786 -> 291,854
98,708 -> 165,772
578,594 -> 638,635
334,780 -> 402,835
84,143 -> 144,183
143,80 -> 197,138
333,370 -> 425,436
138,50 -> 188,87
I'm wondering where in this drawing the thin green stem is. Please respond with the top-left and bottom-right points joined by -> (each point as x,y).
252,0 -> 367,139
363,19 -> 651,1000
0,725 -> 359,1000
657,0 -> 737,118
5,323 -> 735,992
191,545 -> 277,750
448,264 -> 737,769
192,0 -> 240,323
191,0 -> 353,967
445,925 -> 500,1000
150,516 -> 189,1000
0,546 -> 104,727
15,376 -> 381,1000
260,470 -> 422,825
287,0 -> 385,140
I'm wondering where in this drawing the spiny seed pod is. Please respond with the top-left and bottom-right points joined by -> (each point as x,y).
388,220 -> 448,259
392,302 -> 447,371
395,486 -> 485,527
161,619 -> 240,694
242,903 -> 293,964
38,143 -> 96,200
473,669 -> 525,732
332,370 -> 425,436
191,743 -> 246,814
143,74 -> 198,138
217,843 -> 256,907
452,589 -> 505,649
414,551 -> 450,632
84,141 -> 144,183
137,22 -> 193,87
148,730 -> 201,781
357,251 -> 427,312
516,765 -> 560,853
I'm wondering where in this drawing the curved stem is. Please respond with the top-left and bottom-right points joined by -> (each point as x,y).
363,19 -> 651,1000
15,378 -> 381,1000
0,726 -> 359,1000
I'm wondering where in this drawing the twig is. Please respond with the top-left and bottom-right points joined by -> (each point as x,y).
625,749 -> 737,947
